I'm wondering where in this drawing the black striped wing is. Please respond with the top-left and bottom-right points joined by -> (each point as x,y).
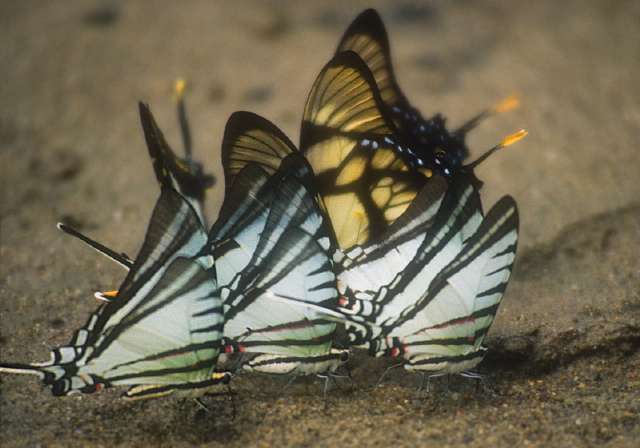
220,176 -> 342,373
139,102 -> 214,226
208,164 -> 278,287
336,9 -> 469,171
335,175 -> 518,375
335,175 -> 448,327
381,195 -> 519,375
213,112 -> 336,289
221,111 -> 315,194
0,189 -> 226,397
300,50 -> 427,249
337,175 -> 484,345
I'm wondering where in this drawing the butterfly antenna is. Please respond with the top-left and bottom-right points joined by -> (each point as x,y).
57,223 -> 133,269
456,94 -> 520,136
465,129 -> 527,171
174,78 -> 193,159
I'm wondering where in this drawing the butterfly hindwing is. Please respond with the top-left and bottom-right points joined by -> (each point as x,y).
336,174 -> 449,304
80,257 -> 223,397
337,175 -> 481,335
220,175 -> 344,375
387,195 -> 519,374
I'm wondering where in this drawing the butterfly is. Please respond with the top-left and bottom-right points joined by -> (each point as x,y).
300,13 -> 523,250
330,174 -> 519,381
218,104 -> 520,384
138,82 -> 214,227
49,107 -> 347,382
335,8 -> 520,175
53,97 -> 216,295
0,188 -> 229,398
219,174 -> 347,377
212,112 -> 349,378
300,50 -> 426,249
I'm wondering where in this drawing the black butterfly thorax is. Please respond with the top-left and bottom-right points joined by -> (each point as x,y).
388,106 -> 469,175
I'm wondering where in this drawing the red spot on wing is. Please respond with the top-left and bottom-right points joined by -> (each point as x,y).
224,345 -> 246,354
420,317 -> 477,342
429,317 -> 475,331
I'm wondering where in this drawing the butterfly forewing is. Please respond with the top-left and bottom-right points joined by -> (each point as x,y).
212,112 -> 331,287
208,164 -> 277,286
336,9 -> 469,172
335,8 -> 409,112
222,111 -> 315,194
301,50 -> 426,249
139,102 -> 213,226
116,188 -> 212,297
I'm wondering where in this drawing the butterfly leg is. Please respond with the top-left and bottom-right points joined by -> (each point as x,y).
416,373 -> 436,403
370,362 -> 404,391
328,370 -> 363,392
427,375 -> 448,410
315,373 -> 331,407
227,382 -> 237,420
461,370 -> 497,395
199,383 -> 237,420
194,397 -> 211,412
282,374 -> 299,390
344,370 -> 364,392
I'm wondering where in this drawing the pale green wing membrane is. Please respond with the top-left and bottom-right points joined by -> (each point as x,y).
0,189 -> 227,397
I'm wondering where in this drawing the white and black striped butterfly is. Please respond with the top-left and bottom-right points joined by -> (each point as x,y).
0,188 -> 229,398
209,113 -> 322,289
333,175 -> 519,379
214,113 -> 349,377
53,99 -> 216,298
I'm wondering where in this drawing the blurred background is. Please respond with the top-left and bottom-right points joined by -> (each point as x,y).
1,1 -> 638,447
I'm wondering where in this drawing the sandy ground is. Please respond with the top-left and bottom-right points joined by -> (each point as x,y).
1,1 -> 638,447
